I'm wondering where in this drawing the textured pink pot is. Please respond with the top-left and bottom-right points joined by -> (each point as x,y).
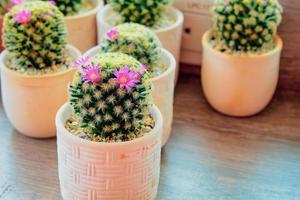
96,4 -> 183,84
56,103 -> 163,200
0,45 -> 81,138
65,0 -> 103,53
201,30 -> 283,117
83,47 -> 176,146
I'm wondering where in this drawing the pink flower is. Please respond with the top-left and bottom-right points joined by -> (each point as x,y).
15,9 -> 32,24
114,66 -> 140,90
106,28 -> 119,40
10,0 -> 25,5
73,56 -> 91,69
82,64 -> 101,84
49,0 -> 56,5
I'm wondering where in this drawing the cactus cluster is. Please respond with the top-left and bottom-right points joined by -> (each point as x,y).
211,0 -> 282,52
3,1 -> 67,70
109,0 -> 173,27
42,0 -> 84,16
100,23 -> 162,73
69,52 -> 152,138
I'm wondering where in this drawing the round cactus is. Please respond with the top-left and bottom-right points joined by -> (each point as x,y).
3,1 -> 67,69
109,0 -> 173,27
100,23 -> 162,72
42,0 -> 83,16
69,52 -> 152,138
212,0 -> 282,52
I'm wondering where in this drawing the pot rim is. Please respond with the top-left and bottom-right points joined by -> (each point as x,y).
83,46 -> 176,83
56,103 -> 163,148
65,0 -> 103,20
202,29 -> 283,59
0,44 -> 81,80
97,4 -> 184,33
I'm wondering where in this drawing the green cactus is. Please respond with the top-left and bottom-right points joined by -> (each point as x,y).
211,0 -> 282,52
3,1 -> 67,70
69,52 -> 152,138
42,0 -> 84,16
100,23 -> 162,73
109,0 -> 173,27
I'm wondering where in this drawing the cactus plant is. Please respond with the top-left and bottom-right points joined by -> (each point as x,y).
42,0 -> 84,16
69,52 -> 152,139
100,23 -> 162,73
109,0 -> 173,27
211,0 -> 283,53
3,1 -> 67,70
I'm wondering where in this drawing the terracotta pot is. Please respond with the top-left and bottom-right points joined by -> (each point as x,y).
0,45 -> 81,138
56,103 -> 163,200
84,47 -> 176,146
65,0 -> 103,53
201,30 -> 283,117
0,15 -> 3,51
96,4 -> 183,84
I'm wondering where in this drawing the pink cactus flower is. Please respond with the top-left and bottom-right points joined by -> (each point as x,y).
15,9 -> 32,24
73,56 -> 91,69
49,0 -> 56,5
106,28 -> 119,40
10,0 -> 25,5
82,64 -> 101,84
114,66 -> 140,90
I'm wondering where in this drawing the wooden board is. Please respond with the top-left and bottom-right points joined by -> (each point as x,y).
0,74 -> 299,200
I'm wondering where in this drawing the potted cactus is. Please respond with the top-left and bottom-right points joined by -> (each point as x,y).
0,1 -> 81,138
201,0 -> 283,116
97,0 -> 184,83
85,23 -> 176,146
56,52 -> 163,200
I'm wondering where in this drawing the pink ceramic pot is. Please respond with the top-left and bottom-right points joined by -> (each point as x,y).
56,103 -> 163,200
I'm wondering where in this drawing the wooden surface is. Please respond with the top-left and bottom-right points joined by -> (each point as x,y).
0,74 -> 300,200
180,0 -> 300,93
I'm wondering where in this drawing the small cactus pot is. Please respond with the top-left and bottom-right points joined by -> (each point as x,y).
65,0 -> 103,53
201,30 -> 283,117
0,45 -> 81,138
96,4 -> 183,84
56,103 -> 163,200
84,47 -> 176,146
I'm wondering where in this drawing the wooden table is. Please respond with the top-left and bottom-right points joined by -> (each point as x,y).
0,74 -> 299,200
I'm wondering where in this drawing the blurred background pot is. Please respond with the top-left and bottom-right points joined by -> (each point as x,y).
201,31 -> 283,117
0,45 -> 81,138
65,0 -> 103,53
